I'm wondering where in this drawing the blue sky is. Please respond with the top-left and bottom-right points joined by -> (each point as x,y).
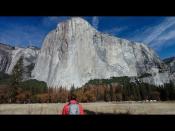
0,16 -> 175,59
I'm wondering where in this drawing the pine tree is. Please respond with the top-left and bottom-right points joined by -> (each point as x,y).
169,81 -> 175,100
70,85 -> 75,96
109,85 -> 113,101
9,56 -> 24,103
135,85 -> 141,101
104,86 -> 110,102
132,86 -> 137,100
122,85 -> 127,101
11,56 -> 24,85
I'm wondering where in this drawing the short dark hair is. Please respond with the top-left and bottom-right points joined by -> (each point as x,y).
68,94 -> 77,101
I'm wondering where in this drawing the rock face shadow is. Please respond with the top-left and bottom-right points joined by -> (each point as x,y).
84,109 -> 130,115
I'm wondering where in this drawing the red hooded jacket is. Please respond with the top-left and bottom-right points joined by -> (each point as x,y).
62,100 -> 84,115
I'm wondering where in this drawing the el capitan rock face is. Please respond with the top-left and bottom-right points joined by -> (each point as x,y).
31,17 -> 164,89
0,17 -> 174,88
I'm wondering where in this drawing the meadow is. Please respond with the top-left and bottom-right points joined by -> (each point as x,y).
0,101 -> 175,114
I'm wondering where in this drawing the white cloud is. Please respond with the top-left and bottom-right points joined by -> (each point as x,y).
92,16 -> 99,29
103,26 -> 128,35
157,29 -> 175,42
142,17 -> 175,44
128,17 -> 175,52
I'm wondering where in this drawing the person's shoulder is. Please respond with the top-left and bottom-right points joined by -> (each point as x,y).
63,103 -> 69,107
78,103 -> 83,107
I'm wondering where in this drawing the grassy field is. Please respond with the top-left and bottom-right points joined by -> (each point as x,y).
0,101 -> 175,114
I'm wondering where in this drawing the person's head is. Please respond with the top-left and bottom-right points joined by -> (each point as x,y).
68,94 -> 77,101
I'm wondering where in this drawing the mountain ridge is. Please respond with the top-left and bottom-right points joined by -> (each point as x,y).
0,17 -> 174,88
31,17 -> 167,88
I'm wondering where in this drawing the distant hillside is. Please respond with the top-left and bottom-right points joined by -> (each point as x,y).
163,57 -> 175,64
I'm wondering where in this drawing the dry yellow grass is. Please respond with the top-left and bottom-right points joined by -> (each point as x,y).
0,101 -> 175,114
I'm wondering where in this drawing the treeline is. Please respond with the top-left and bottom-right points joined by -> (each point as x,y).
0,56 -> 69,103
0,81 -> 69,103
71,77 -> 175,102
1,75 -> 175,103
0,56 -> 175,103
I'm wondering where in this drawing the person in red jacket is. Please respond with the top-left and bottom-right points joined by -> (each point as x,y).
62,95 -> 84,115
